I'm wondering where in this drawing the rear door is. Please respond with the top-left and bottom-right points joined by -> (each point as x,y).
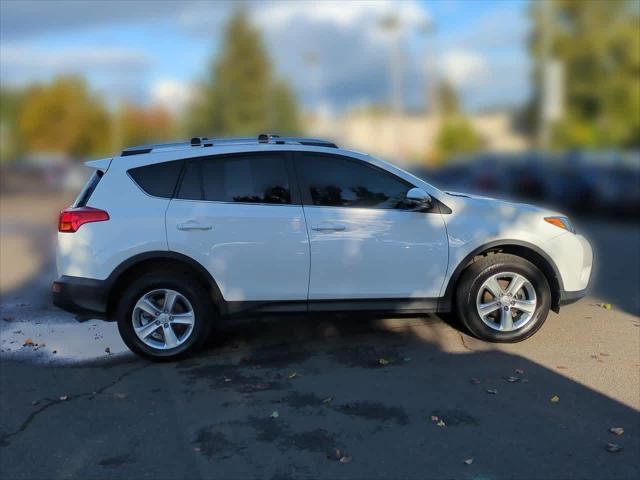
166,151 -> 310,303
295,152 -> 448,301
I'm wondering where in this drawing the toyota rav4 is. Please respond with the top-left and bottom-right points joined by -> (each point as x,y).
53,135 -> 593,360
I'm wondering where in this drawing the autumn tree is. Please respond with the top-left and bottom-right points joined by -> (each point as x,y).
117,104 -> 175,149
189,8 -> 300,136
18,76 -> 111,158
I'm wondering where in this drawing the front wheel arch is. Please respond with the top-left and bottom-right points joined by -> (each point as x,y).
442,241 -> 563,313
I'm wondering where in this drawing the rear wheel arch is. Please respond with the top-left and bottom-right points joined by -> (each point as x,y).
105,252 -> 226,318
444,241 -> 563,313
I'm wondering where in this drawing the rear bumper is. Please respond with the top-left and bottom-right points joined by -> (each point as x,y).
52,276 -> 109,319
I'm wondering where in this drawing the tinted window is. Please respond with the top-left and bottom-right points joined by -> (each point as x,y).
178,154 -> 291,204
299,154 -> 412,209
128,160 -> 183,198
73,170 -> 103,207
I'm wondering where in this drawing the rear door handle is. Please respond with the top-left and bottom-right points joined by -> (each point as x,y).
311,223 -> 346,232
177,220 -> 212,231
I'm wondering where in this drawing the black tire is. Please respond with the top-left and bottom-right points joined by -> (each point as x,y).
116,270 -> 215,361
455,253 -> 551,343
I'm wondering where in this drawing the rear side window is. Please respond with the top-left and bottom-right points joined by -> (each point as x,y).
73,170 -> 103,207
177,153 -> 291,204
128,160 -> 183,198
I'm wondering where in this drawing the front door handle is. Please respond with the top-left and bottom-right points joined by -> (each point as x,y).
177,220 -> 212,231
311,223 -> 346,232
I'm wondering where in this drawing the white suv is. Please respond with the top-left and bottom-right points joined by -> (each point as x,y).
53,135 -> 593,360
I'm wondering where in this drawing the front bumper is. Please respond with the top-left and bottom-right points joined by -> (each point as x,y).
52,276 -> 109,319
559,287 -> 588,306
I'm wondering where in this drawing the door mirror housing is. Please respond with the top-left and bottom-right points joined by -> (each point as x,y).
406,187 -> 433,210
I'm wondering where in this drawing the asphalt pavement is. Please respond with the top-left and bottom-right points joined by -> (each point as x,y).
0,194 -> 638,480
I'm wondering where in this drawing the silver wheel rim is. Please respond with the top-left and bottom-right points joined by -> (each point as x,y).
476,272 -> 537,332
132,289 -> 195,350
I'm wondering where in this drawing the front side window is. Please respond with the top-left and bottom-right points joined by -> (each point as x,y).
177,153 -> 291,205
298,154 -> 413,209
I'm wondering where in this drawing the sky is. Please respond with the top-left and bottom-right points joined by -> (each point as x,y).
0,0 -> 532,114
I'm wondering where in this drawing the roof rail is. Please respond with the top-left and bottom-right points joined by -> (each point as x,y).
256,134 -> 338,148
119,135 -> 338,157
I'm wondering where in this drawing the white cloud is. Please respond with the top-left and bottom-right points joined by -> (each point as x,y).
151,79 -> 195,113
440,50 -> 489,88
1,45 -> 151,76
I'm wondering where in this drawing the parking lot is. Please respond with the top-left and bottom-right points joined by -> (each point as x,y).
1,192 -> 639,480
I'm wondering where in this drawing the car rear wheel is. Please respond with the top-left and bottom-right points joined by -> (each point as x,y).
116,271 -> 213,361
455,253 -> 551,342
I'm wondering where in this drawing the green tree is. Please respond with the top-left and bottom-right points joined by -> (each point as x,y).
432,81 -> 481,164
529,0 -> 640,148
0,87 -> 27,162
18,76 -> 111,158
190,8 -> 300,136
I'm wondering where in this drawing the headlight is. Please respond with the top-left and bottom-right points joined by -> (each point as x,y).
544,216 -> 576,234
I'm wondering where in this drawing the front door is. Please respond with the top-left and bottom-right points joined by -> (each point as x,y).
295,152 -> 448,302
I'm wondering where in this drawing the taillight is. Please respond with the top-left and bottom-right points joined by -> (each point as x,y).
58,207 -> 109,233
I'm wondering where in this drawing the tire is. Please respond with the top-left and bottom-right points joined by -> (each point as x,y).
116,270 -> 214,361
455,253 -> 551,343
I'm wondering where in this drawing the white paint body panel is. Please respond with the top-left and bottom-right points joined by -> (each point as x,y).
56,143 -> 593,306
304,206 -> 448,299
166,200 -> 309,301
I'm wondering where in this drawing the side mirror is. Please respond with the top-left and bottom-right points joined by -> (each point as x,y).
406,187 -> 433,210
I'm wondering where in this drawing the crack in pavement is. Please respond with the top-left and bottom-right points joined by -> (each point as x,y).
0,363 -> 149,445
458,332 -> 474,352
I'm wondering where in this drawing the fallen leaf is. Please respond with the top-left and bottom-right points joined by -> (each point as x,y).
486,388 -> 498,395
223,376 -> 232,383
436,419 -> 446,427
469,378 -> 481,385
605,443 -> 623,453
287,372 -> 298,379
550,395 -> 560,403
600,303 -> 612,310
2,316 -> 14,322
59,395 -> 69,401
609,427 -> 624,436
193,447 -> 201,453
403,357 -> 412,363
322,397 -> 333,404
52,350 -> 58,354
31,400 -> 39,406
505,376 -> 520,383
464,458 -> 474,465
339,455 -> 352,464
599,353 -> 610,357
430,415 -> 439,422
378,358 -> 389,366
515,368 -> 524,375
556,365 -> 568,370
270,410 -> 279,419
23,338 -> 34,347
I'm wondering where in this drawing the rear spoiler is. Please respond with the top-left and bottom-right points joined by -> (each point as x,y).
84,158 -> 112,172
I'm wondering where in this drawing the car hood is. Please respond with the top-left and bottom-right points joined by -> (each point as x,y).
444,191 -> 563,217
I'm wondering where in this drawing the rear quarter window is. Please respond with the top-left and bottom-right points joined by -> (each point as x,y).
128,160 -> 183,198
73,170 -> 103,207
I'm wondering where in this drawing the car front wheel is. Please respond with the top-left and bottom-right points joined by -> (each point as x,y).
455,253 -> 551,342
